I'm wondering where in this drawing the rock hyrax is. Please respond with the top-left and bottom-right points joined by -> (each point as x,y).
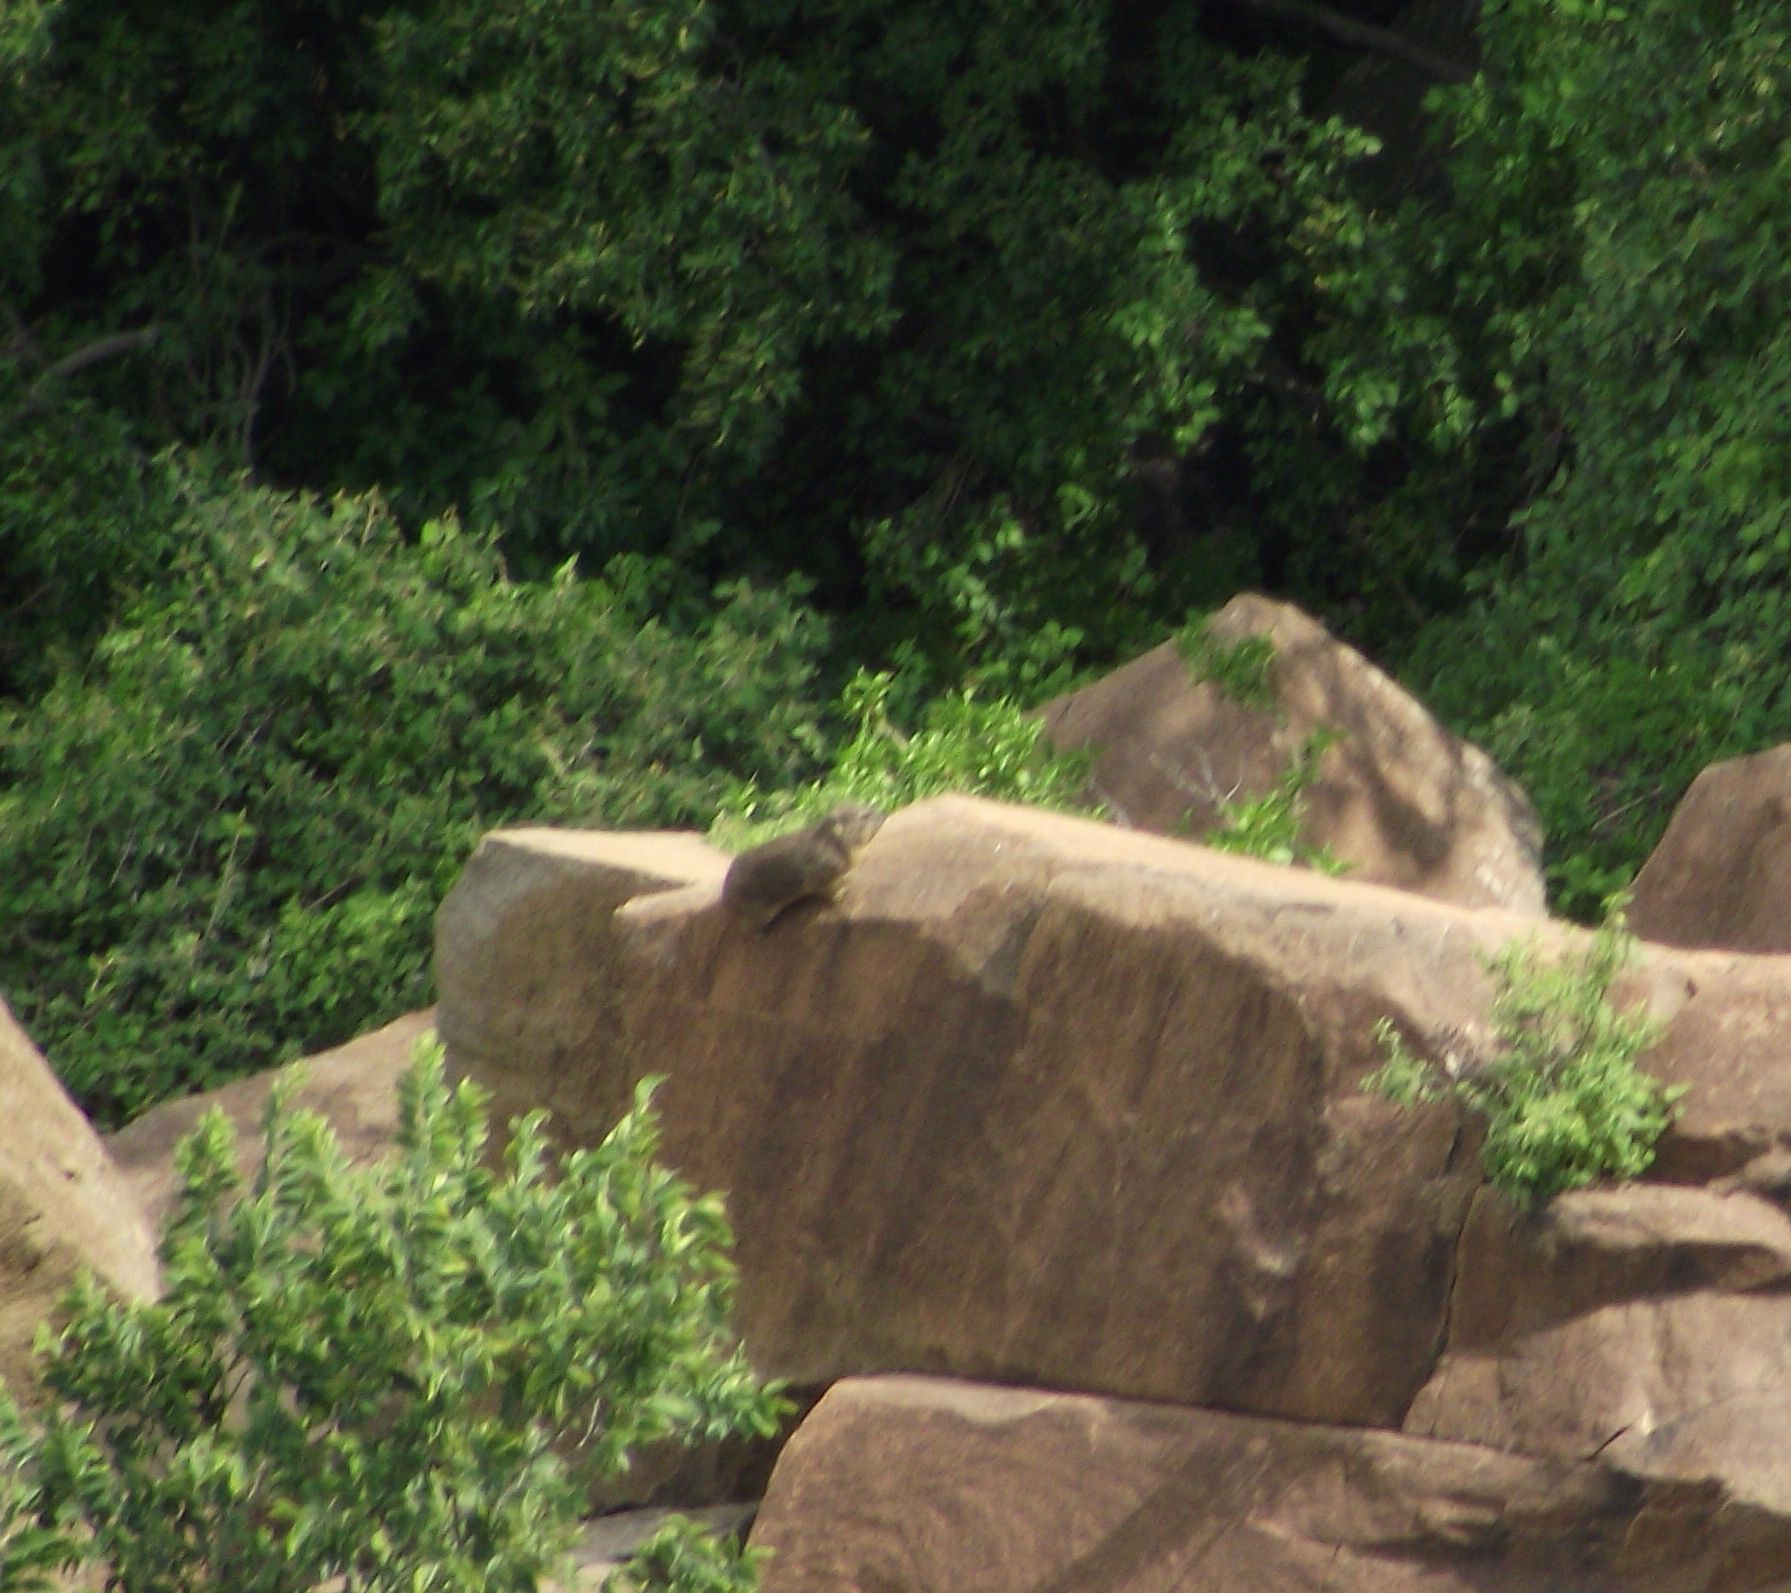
721,804 -> 887,929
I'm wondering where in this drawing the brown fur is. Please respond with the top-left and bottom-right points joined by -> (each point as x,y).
721,805 -> 887,929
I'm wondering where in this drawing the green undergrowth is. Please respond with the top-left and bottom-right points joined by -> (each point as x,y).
714,666 -> 1098,849
0,456 -> 828,1125
0,1044 -> 780,1592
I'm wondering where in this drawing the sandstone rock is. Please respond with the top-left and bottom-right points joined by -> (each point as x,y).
1039,593 -> 1546,913
105,1007 -> 436,1232
1616,947 -> 1791,1183
439,795 -> 1542,1426
1406,1181 -> 1791,1514
750,1374 -> 1785,1592
0,998 -> 158,1398
1629,744 -> 1791,951
435,827 -> 726,1138
435,795 -> 1791,1568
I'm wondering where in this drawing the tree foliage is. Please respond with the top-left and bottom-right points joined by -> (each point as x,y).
0,393 -> 187,699
0,456 -> 826,1124
0,1046 -> 780,1591
4,0 -> 1465,670
7,0 -> 1791,1120
1398,0 -> 1791,915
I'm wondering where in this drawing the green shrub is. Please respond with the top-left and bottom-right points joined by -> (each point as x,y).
1174,615 -> 1278,712
1394,0 -> 1791,918
0,454 -> 828,1125
0,1044 -> 780,1593
0,397 -> 186,701
1203,729 -> 1349,874
1366,913 -> 1679,1207
716,667 -> 1098,847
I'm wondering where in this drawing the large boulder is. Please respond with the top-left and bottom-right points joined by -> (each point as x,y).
1629,744 -> 1791,951
0,999 -> 158,1397
438,797 -> 1516,1427
105,1007 -> 437,1231
1039,593 -> 1547,914
749,1374 -> 1784,1593
434,795 -> 1791,1579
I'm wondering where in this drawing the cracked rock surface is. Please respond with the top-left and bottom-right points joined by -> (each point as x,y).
436,793 -> 1791,1590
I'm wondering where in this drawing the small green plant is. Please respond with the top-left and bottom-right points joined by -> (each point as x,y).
1366,912 -> 1681,1207
609,1515 -> 767,1593
1175,615 -> 1278,711
1203,730 -> 1350,874
0,1043 -> 782,1592
716,667 -> 1098,846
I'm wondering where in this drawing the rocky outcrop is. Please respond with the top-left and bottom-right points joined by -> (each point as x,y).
749,1375 -> 1786,1592
1405,1183 -> 1791,1519
433,795 -> 1791,1587
105,1007 -> 436,1231
0,999 -> 158,1398
438,797 -> 1519,1423
1630,744 -> 1791,952
1039,593 -> 1547,914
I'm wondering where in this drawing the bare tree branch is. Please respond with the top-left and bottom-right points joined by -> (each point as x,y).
22,323 -> 164,411
1209,0 -> 1476,84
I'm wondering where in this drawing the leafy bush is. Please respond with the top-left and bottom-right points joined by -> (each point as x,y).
0,1044 -> 781,1592
1174,615 -> 1277,711
1366,913 -> 1679,1207
716,667 -> 1097,846
0,396 -> 186,701
1394,0 -> 1791,917
1203,730 -> 1349,874
0,453 -> 828,1124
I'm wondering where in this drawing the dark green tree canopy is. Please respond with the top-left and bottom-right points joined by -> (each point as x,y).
5,0 -> 1473,666
7,0 -> 1791,1118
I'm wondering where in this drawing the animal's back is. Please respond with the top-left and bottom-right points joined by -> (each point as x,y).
721,804 -> 887,928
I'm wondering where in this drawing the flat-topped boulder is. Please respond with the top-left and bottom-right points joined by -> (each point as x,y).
432,794 -> 1791,1578
439,797 -> 1524,1425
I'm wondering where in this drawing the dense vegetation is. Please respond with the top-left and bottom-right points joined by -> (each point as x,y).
0,1047 -> 780,1590
4,0 -> 1789,1120
1368,914 -> 1679,1207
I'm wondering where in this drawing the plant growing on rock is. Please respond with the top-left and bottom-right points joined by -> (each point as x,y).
1367,913 -> 1680,1207
1202,728 -> 1350,874
1175,615 -> 1278,711
0,1044 -> 781,1592
717,666 -> 1098,846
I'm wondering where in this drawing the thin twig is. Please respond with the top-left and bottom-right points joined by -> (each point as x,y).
23,324 -> 163,410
